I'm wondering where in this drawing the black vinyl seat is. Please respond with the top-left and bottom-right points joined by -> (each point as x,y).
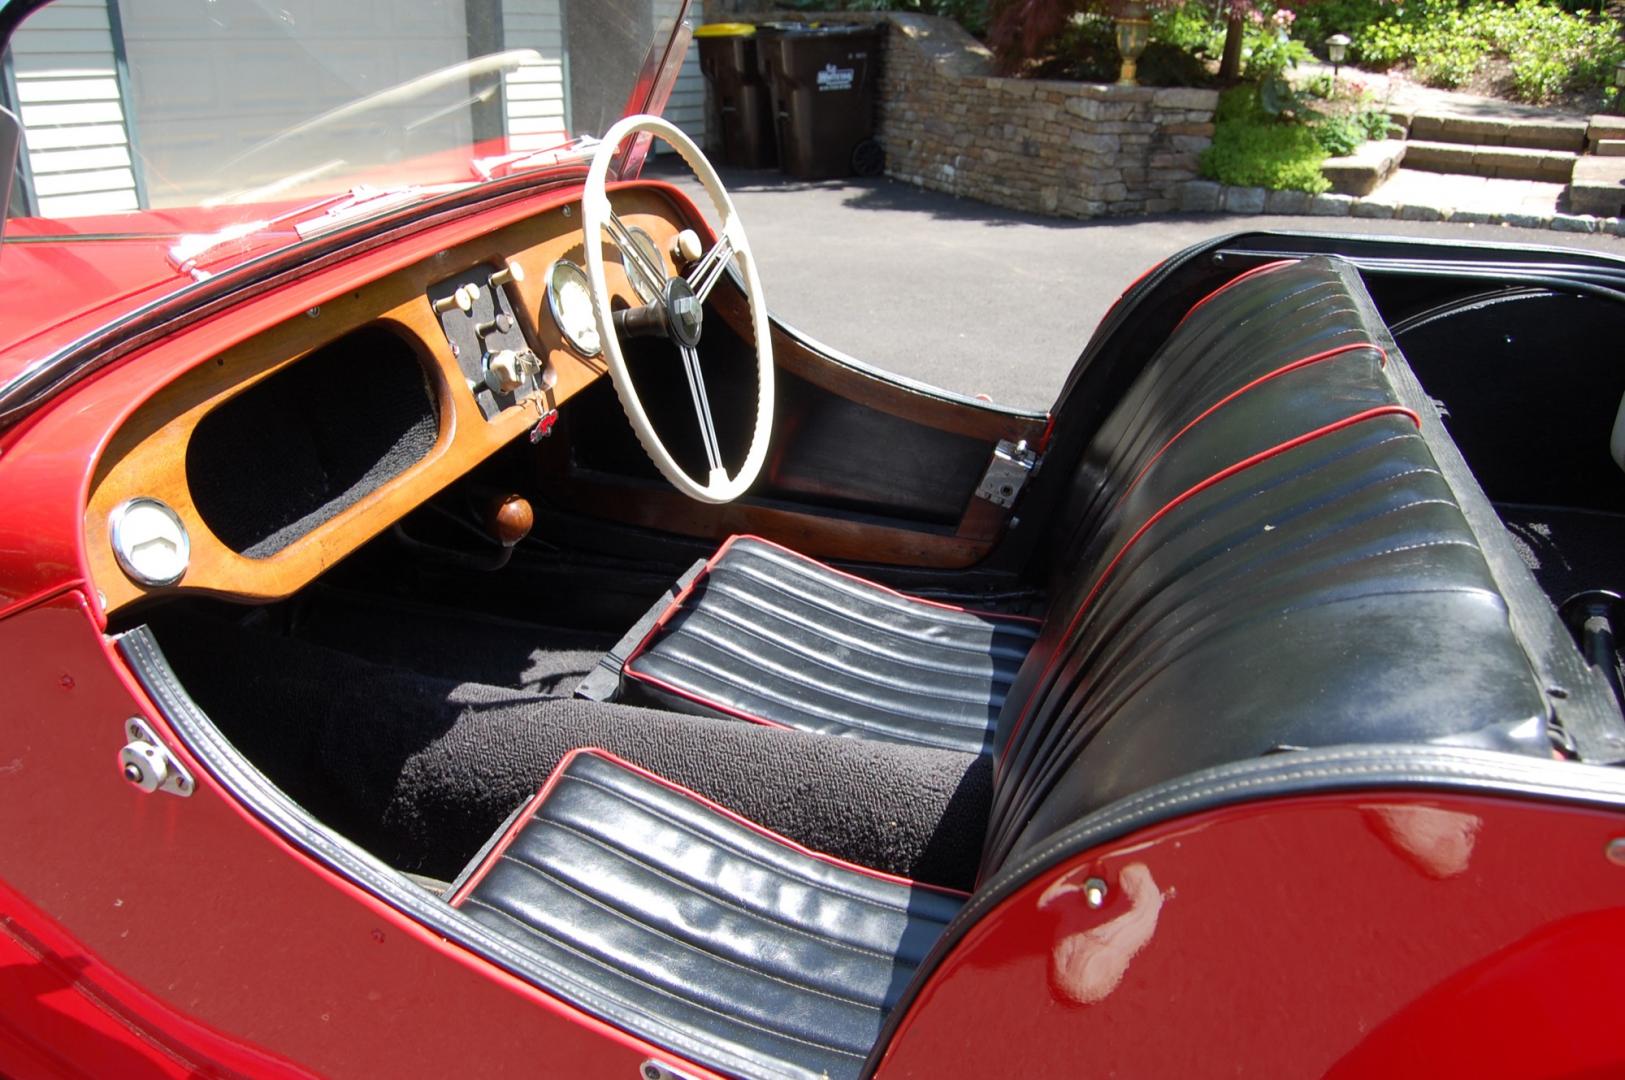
450,748 -> 965,1080
611,535 -> 1042,754
505,257 -> 1556,1079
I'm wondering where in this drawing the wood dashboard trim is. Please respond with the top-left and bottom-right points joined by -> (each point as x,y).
86,190 -> 683,616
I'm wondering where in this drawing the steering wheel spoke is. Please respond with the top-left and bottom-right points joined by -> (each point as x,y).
687,230 -> 736,304
581,114 -> 775,505
679,342 -> 725,478
603,209 -> 668,299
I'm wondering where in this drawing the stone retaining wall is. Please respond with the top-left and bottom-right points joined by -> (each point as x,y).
710,11 -> 1219,220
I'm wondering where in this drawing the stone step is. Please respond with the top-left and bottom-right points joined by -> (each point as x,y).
1402,140 -> 1576,182
1568,155 -> 1625,216
1321,138 -> 1406,196
1404,112 -> 1588,153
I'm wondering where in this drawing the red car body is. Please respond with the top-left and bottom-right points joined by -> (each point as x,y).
3,2 -> 1625,1077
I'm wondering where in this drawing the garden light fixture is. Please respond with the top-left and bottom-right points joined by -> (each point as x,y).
1115,1 -> 1151,87
1327,33 -> 1351,83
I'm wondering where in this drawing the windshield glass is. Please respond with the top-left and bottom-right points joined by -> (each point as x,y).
2,0 -> 687,237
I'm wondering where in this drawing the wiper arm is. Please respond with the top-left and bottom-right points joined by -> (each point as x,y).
166,183 -> 449,281
471,135 -> 600,181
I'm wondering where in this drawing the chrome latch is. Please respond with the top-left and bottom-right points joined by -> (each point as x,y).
119,716 -> 194,798
975,439 -> 1038,508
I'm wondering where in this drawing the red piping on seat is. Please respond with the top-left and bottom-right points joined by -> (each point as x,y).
623,668 -> 795,731
448,752 -> 584,907
993,404 -> 1421,779
1172,258 -> 1298,333
619,533 -> 1040,730
1107,342 -> 1387,521
453,747 -> 972,902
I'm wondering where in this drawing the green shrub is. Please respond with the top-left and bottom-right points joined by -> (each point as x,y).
1201,87 -> 1331,192
1352,0 -> 1625,103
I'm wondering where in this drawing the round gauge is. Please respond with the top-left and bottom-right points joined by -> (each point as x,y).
546,259 -> 602,357
622,225 -> 666,303
110,497 -> 190,586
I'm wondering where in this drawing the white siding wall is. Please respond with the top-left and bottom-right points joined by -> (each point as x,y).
501,0 -> 569,150
9,0 -> 138,217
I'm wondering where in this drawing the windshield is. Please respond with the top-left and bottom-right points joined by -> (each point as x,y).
1,0 -> 689,238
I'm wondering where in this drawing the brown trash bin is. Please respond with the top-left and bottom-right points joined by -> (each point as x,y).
754,24 -> 884,180
695,24 -> 777,169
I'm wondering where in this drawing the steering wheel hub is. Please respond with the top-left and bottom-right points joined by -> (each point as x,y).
665,276 -> 704,347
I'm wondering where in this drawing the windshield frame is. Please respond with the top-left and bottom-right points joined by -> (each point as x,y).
0,0 -> 694,431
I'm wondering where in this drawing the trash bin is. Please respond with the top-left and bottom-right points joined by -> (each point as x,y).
755,24 -> 884,180
695,23 -> 777,169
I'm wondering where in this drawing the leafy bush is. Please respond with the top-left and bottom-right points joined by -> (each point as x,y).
1354,0 -> 1625,102
1201,87 -> 1332,192
1152,0 -> 1228,57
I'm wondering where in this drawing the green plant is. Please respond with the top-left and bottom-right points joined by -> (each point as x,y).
1352,0 -> 1625,103
1201,86 -> 1332,191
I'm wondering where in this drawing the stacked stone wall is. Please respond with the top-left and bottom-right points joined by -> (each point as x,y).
705,11 -> 1217,219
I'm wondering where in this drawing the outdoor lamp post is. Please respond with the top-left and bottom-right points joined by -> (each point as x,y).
1327,33 -> 1351,85
1115,1 -> 1151,87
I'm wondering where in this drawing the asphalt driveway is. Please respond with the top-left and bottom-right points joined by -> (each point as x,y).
652,159 -> 1625,411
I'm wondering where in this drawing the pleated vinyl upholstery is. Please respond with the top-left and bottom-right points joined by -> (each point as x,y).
463,257 -> 1551,1080
621,536 -> 1041,754
452,750 -> 964,1080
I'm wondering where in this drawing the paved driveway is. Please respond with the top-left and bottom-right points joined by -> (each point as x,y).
654,160 -> 1624,411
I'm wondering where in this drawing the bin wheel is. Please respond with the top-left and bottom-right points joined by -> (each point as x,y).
852,138 -> 885,178
581,114 -> 776,505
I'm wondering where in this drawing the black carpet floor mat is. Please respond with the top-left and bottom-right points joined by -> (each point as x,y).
150,599 -> 992,890
1497,504 -> 1625,604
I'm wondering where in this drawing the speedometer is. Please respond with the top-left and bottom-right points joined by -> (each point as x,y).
622,225 -> 666,303
545,259 -> 602,358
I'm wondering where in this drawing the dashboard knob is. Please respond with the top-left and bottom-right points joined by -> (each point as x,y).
433,284 -> 477,315
672,229 -> 704,265
485,494 -> 535,547
489,260 -> 525,288
484,349 -> 524,394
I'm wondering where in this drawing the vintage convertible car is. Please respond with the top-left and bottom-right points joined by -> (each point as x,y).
3,0 -> 1625,1076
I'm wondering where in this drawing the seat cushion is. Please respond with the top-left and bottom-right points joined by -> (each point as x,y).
450,748 -> 967,1080
617,535 -> 1041,753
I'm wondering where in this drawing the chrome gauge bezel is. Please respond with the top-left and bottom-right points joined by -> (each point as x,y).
545,258 -> 603,358
109,496 -> 191,587
622,225 -> 666,304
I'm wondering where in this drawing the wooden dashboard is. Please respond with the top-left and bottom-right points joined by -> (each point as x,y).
85,188 -> 685,617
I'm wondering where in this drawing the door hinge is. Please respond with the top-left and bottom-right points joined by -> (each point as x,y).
975,438 -> 1039,508
119,716 -> 194,798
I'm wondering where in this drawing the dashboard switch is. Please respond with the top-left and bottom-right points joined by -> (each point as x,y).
485,349 -> 524,394
433,284 -> 478,315
489,260 -> 525,288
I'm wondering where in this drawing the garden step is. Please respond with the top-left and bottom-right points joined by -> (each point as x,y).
1321,139 -> 1406,197
1405,112 -> 1588,153
1402,140 -> 1576,182
1567,156 -> 1625,217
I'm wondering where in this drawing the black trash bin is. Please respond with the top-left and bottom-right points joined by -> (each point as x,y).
755,24 -> 884,180
695,23 -> 777,169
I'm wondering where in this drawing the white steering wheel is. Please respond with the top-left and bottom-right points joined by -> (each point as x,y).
582,114 -> 775,504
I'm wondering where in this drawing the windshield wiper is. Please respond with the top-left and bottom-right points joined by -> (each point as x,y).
166,183 -> 456,281
471,135 -> 600,181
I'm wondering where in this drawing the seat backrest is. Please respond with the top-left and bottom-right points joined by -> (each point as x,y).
980,257 -> 1551,878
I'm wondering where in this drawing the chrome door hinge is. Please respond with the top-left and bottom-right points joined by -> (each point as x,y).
975,439 -> 1039,508
119,716 -> 194,798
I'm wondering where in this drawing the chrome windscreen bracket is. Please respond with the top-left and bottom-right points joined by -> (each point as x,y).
975,439 -> 1038,508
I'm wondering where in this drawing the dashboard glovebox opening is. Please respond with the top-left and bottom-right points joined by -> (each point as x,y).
185,324 -> 440,558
